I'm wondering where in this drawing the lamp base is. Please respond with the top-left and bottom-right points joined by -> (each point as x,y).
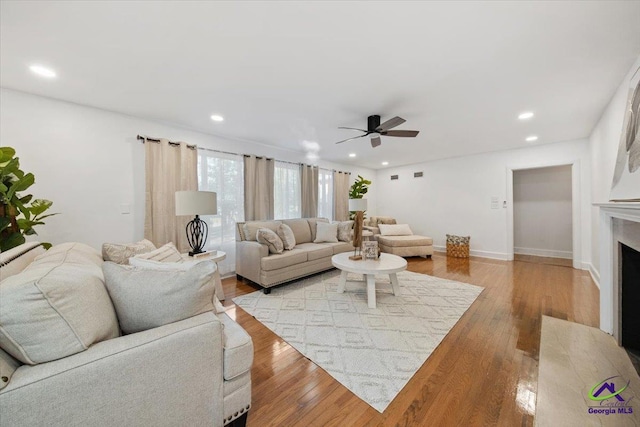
349,255 -> 363,261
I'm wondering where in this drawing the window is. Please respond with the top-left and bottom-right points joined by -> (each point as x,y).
274,161 -> 301,219
197,151 -> 244,276
318,168 -> 333,220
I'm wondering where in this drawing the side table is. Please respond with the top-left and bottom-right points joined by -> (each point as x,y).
182,251 -> 226,301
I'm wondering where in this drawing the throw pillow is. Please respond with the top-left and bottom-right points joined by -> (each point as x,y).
378,224 -> 413,236
127,258 -> 226,314
307,218 -> 329,242
379,218 -> 397,225
102,239 -> 156,265
314,222 -> 339,243
256,228 -> 284,254
277,223 -> 296,250
102,261 -> 217,334
242,221 -> 281,241
333,220 -> 354,242
132,242 -> 182,262
0,243 -> 120,365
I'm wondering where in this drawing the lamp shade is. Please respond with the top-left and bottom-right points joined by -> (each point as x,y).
175,191 -> 217,216
348,198 -> 368,211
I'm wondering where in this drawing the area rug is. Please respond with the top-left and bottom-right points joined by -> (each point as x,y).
233,269 -> 483,412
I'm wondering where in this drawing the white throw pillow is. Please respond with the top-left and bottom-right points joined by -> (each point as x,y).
314,222 -> 339,243
0,243 -> 119,365
378,224 -> 413,236
132,242 -> 183,262
257,228 -> 284,254
102,261 -> 217,334
277,223 -> 296,250
128,258 -> 226,314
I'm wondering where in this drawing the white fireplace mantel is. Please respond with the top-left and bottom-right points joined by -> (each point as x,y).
595,202 -> 640,336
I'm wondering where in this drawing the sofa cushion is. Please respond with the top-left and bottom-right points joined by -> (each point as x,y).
102,239 -> 156,265
132,242 -> 182,262
102,261 -> 217,334
307,218 -> 329,242
282,219 -> 312,244
378,224 -> 413,236
377,235 -> 433,247
256,228 -> 284,254
242,221 -> 281,241
314,222 -> 338,243
327,242 -> 355,254
218,313 -> 254,380
0,243 -> 119,365
0,348 -> 20,389
294,243 -> 334,261
277,223 -> 297,250
260,249 -> 308,271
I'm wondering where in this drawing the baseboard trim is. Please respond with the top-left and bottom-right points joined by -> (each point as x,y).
514,247 -> 573,259
433,245 -> 509,261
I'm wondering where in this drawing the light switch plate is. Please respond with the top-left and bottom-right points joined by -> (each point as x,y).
120,203 -> 131,214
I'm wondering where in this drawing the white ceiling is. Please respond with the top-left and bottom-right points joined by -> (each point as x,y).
2,1 -> 639,169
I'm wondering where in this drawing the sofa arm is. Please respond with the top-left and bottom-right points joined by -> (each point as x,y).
0,313 -> 225,427
363,225 -> 381,235
236,240 -> 268,284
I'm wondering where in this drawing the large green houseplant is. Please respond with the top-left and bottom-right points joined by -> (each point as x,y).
0,147 -> 57,251
348,174 -> 371,220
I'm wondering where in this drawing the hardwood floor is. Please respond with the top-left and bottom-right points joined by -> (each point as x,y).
220,252 -> 599,426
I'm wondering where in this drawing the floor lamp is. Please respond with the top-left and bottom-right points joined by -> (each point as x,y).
348,198 -> 367,261
175,191 -> 218,256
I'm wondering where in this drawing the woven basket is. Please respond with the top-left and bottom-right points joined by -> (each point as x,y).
446,234 -> 470,258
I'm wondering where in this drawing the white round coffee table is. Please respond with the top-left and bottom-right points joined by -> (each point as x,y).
331,252 -> 407,308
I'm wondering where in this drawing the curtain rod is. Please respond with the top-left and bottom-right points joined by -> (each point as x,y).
136,134 -> 351,174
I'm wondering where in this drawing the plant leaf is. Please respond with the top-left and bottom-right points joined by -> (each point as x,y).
6,173 -> 34,200
29,199 -> 53,216
0,216 -> 10,232
42,242 -> 52,250
0,232 -> 25,252
0,147 -> 15,163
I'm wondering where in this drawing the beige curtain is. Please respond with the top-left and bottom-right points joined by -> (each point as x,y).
144,138 -> 197,252
244,155 -> 275,220
333,171 -> 351,221
301,164 -> 318,218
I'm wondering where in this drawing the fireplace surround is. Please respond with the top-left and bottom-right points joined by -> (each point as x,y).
596,203 -> 640,345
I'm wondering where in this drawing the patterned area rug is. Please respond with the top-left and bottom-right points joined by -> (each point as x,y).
233,269 -> 483,412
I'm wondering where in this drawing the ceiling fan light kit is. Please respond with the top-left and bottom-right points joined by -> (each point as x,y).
336,115 -> 419,148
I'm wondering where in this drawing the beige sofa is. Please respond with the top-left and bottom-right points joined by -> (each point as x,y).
236,218 -> 354,293
364,216 -> 433,258
0,242 -> 253,427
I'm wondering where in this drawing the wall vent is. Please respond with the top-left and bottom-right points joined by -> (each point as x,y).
414,172 -> 423,178
390,175 -> 399,180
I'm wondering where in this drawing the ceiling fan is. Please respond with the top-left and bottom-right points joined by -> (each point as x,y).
335,115 -> 419,148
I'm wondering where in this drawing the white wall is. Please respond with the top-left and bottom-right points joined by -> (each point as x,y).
374,139 -> 592,264
589,56 -> 640,279
513,165 -> 573,259
0,88 -> 376,251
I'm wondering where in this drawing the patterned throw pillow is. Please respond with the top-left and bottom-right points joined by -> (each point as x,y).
378,218 -> 397,225
132,242 -> 183,263
277,223 -> 296,250
102,239 -> 156,265
257,228 -> 284,254
333,220 -> 354,242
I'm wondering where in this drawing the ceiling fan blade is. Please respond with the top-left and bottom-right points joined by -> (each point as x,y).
335,134 -> 366,144
338,126 -> 367,132
370,136 -> 382,148
376,116 -> 406,132
383,130 -> 419,138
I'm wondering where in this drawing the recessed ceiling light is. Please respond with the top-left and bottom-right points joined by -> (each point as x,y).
210,115 -> 224,122
29,65 -> 56,78
381,161 -> 389,166
348,153 -> 356,158
518,112 -> 534,120
525,135 -> 539,142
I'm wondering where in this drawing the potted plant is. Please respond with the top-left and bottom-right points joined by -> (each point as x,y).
349,175 -> 371,220
0,147 -> 57,251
